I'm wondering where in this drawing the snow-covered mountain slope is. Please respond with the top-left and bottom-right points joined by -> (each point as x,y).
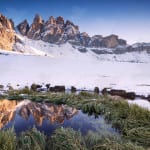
11,34 -> 150,63
0,34 -> 150,95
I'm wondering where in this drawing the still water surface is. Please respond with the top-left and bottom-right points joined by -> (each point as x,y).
0,99 -> 118,136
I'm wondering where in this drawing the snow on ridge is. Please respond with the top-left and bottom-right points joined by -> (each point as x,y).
0,33 -> 149,64
132,42 -> 150,48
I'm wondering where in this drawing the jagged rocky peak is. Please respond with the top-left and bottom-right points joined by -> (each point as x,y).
64,20 -> 80,39
56,16 -> 64,25
46,16 -> 56,25
27,14 -> 44,39
17,19 -> 29,36
33,14 -> 43,24
0,13 -> 15,50
16,14 -> 127,48
0,13 -> 14,29
65,20 -> 79,30
41,16 -> 63,43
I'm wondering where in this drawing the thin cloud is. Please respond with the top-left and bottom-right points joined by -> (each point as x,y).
70,6 -> 87,23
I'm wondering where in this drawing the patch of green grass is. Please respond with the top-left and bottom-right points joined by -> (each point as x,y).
0,128 -> 16,150
85,131 -> 145,150
47,127 -> 87,150
99,98 -> 150,147
0,126 -> 148,150
17,127 -> 46,150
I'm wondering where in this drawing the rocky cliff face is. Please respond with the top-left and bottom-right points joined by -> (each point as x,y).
27,14 -> 44,40
0,13 -> 15,50
17,14 -> 126,48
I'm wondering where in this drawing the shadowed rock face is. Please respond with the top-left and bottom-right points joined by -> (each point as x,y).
0,100 -> 78,128
17,20 -> 29,36
0,13 -> 15,50
27,14 -> 44,40
56,16 -> 64,25
101,35 -> 126,48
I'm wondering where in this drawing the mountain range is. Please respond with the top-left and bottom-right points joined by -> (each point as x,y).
1,13 -> 150,55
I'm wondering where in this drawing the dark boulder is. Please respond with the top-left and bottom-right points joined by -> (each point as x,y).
125,92 -> 136,100
45,84 -> 50,90
50,86 -> 65,92
71,86 -> 76,93
101,88 -> 136,99
31,84 -> 42,91
109,89 -> 126,96
101,88 -> 109,95
109,89 -> 135,99
147,95 -> 150,102
94,87 -> 99,94
0,84 -> 4,89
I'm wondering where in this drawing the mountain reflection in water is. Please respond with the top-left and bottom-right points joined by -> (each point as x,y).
0,99 -> 118,136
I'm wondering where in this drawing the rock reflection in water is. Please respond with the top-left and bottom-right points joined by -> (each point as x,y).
0,99 -> 17,129
0,99 -> 118,136
0,99 -> 78,129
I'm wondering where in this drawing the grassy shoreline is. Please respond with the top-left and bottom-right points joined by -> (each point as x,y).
0,88 -> 150,149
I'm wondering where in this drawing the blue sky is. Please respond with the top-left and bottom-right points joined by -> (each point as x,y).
0,0 -> 150,44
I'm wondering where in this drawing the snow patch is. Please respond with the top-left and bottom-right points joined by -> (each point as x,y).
128,99 -> 150,111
